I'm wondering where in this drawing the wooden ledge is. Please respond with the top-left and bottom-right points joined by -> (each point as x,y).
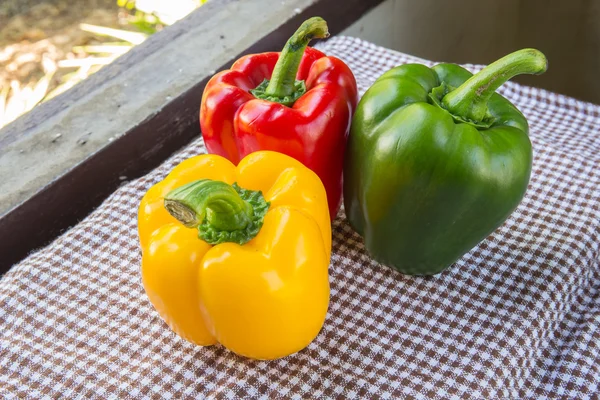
0,0 -> 383,273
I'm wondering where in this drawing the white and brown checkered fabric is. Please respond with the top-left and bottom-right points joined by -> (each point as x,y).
1,36 -> 599,399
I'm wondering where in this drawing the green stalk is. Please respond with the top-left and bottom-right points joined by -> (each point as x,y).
164,180 -> 269,245
250,17 -> 329,106
442,48 -> 548,122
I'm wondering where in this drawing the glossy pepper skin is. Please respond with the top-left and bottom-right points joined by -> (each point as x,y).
344,49 -> 548,275
200,17 -> 358,218
138,151 -> 331,360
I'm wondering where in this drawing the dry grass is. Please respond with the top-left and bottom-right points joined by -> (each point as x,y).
0,0 -> 205,129
0,24 -> 142,127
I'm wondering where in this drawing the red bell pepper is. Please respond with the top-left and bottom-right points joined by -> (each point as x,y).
200,17 -> 358,218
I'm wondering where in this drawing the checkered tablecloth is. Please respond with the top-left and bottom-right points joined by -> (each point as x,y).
1,36 -> 599,399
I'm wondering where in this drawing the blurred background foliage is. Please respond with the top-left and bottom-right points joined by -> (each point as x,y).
0,0 -> 206,129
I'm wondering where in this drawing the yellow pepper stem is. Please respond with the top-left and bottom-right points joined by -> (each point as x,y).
164,179 -> 269,245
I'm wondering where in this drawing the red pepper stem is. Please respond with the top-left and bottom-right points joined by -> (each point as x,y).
442,49 -> 547,122
264,17 -> 329,99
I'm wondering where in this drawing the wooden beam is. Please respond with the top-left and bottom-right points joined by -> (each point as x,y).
0,0 -> 384,273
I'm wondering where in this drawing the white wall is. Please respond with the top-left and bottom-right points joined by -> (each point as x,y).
343,0 -> 600,104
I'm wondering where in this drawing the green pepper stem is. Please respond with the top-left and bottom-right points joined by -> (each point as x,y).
164,180 -> 269,245
263,17 -> 329,99
442,48 -> 548,122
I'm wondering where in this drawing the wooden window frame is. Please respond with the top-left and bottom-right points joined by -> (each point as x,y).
0,0 -> 383,273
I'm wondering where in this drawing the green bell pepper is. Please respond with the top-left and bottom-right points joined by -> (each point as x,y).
344,49 -> 548,275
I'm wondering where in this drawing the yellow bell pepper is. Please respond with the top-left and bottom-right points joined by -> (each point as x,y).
138,151 -> 331,360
